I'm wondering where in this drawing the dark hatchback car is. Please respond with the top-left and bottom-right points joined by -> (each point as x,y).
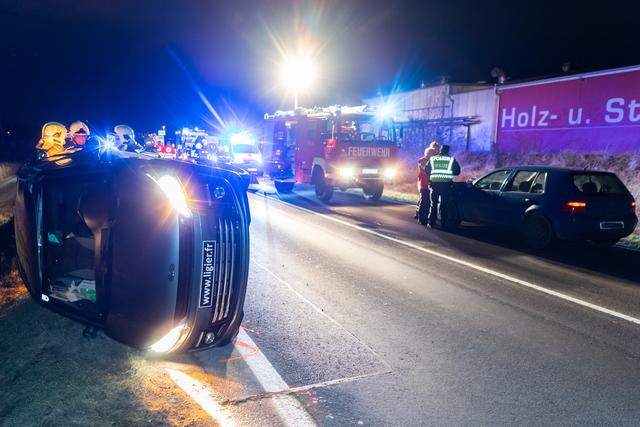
14,148 -> 251,353
450,167 -> 637,249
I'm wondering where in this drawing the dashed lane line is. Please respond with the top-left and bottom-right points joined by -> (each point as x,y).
250,257 -> 393,372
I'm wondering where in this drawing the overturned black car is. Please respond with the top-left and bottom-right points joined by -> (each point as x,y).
14,148 -> 251,353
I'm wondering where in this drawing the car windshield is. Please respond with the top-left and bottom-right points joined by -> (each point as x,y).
573,173 -> 628,195
475,170 -> 511,191
337,115 -> 395,143
233,143 -> 260,154
43,178 -> 100,319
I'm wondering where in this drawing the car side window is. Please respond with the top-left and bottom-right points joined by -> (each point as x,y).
474,170 -> 511,191
530,172 -> 547,194
506,170 -> 538,192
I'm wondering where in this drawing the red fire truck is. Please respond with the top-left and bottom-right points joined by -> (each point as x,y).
262,105 -> 398,202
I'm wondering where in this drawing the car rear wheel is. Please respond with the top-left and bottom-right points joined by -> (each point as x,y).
363,182 -> 383,201
274,181 -> 294,193
522,214 -> 554,249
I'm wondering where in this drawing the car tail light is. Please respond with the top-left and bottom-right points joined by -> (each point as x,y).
632,200 -> 637,210
561,201 -> 587,213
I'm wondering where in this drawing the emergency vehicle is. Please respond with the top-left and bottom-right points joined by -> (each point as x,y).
262,105 -> 398,201
224,132 -> 264,177
175,127 -> 221,162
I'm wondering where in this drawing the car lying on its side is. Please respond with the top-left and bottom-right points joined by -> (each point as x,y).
14,147 -> 251,353
449,167 -> 637,249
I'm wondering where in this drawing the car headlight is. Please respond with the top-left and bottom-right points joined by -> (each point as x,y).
384,168 -> 397,178
153,175 -> 191,217
339,167 -> 354,178
149,324 -> 190,353
234,157 -> 244,164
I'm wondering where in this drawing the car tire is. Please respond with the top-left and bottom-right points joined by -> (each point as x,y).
589,238 -> 619,248
363,183 -> 383,201
522,213 -> 554,250
274,181 -> 294,193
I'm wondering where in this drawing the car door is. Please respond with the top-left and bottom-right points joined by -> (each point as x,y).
461,169 -> 513,224
499,170 -> 547,228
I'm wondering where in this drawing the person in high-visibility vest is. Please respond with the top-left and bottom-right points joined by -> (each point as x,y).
414,141 -> 440,224
426,144 -> 460,228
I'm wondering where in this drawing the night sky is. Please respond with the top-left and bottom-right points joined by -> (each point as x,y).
1,0 -> 639,134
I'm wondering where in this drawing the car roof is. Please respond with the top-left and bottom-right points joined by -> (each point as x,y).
494,166 -> 617,175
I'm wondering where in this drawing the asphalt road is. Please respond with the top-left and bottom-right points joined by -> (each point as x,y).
5,175 -> 640,426
205,183 -> 640,426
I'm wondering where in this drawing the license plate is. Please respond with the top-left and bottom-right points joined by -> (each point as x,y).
199,240 -> 215,307
599,221 -> 624,230
247,168 -> 257,172
362,168 -> 378,175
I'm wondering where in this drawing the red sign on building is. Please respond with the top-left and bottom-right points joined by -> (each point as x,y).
497,66 -> 640,153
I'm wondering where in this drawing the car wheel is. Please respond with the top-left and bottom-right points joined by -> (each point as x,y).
522,214 -> 554,249
589,238 -> 619,248
274,181 -> 294,193
363,183 -> 383,201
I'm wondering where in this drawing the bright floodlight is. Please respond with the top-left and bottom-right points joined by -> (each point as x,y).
281,56 -> 315,89
281,56 -> 315,109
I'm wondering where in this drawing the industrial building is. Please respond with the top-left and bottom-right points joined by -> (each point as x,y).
366,64 -> 640,157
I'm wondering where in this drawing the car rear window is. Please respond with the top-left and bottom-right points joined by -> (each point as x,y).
573,174 -> 628,195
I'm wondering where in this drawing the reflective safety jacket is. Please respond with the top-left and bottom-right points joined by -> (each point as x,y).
428,155 -> 460,183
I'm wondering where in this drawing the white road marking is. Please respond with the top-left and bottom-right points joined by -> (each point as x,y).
236,328 -> 317,427
251,257 -> 392,371
166,329 -> 316,427
252,194 -> 640,327
165,368 -> 236,427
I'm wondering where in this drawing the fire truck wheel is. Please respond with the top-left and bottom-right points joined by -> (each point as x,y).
315,182 -> 334,202
363,183 -> 384,201
274,181 -> 295,193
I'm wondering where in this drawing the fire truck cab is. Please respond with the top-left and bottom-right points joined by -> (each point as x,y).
262,105 -> 398,202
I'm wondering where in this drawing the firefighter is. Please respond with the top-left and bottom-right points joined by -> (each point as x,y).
414,141 -> 440,224
427,144 -> 460,229
114,124 -> 142,152
36,122 -> 68,160
67,121 -> 90,148
143,134 -> 159,153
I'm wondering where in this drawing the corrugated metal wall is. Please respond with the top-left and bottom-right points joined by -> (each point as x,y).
366,84 -> 497,156
450,88 -> 497,151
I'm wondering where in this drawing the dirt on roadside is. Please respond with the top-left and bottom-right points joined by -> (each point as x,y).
0,300 -> 217,426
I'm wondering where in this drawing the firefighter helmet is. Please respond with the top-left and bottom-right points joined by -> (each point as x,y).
114,124 -> 135,144
69,121 -> 90,146
37,122 -> 68,157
